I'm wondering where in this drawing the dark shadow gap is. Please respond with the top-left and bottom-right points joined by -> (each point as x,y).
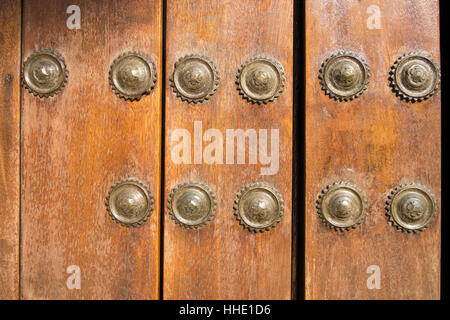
159,0 -> 167,301
292,0 -> 305,300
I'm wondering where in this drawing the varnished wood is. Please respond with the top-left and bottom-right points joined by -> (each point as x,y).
305,0 -> 441,299
21,0 -> 162,299
0,0 -> 21,300
164,0 -> 293,300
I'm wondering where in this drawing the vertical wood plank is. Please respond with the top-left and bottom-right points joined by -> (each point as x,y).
164,0 -> 293,299
21,0 -> 162,299
305,0 -> 440,299
0,0 -> 21,300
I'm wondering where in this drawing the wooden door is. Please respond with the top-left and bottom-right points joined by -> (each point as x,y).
305,0 -> 441,299
20,0 -> 163,299
0,0 -> 441,301
163,0 -> 294,299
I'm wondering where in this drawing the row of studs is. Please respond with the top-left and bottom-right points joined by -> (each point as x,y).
22,49 -> 286,105
316,181 -> 437,233
105,178 -> 285,233
169,54 -> 285,105
20,48 -> 442,103
318,50 -> 441,102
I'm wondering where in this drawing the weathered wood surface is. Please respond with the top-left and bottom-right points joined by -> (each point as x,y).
164,0 -> 293,300
21,0 -> 162,299
0,0 -> 21,300
305,0 -> 441,299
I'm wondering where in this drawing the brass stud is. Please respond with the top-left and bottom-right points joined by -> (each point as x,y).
22,49 -> 68,98
167,182 -> 217,229
234,182 -> 284,233
105,178 -> 154,227
319,50 -> 370,101
389,51 -> 440,102
385,183 -> 437,233
109,51 -> 157,101
170,54 -> 220,104
236,56 -> 285,104
316,181 -> 367,232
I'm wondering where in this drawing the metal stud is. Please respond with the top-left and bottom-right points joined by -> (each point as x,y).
316,181 -> 367,232
234,182 -> 284,233
22,49 -> 68,98
109,51 -> 157,101
170,54 -> 220,104
319,50 -> 370,101
389,51 -> 440,102
236,56 -> 285,104
105,178 -> 154,227
385,183 -> 437,233
167,182 -> 217,229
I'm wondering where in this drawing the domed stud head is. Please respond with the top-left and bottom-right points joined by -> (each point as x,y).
316,181 -> 367,232
389,51 -> 440,102
385,183 -> 437,233
22,49 -> 68,98
236,56 -> 285,104
167,182 -> 217,229
234,182 -> 284,233
319,50 -> 370,101
170,54 -> 220,104
105,178 -> 154,227
109,51 -> 157,101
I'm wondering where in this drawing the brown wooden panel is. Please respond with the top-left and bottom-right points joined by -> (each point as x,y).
21,0 -> 162,299
305,0 -> 440,299
164,0 -> 293,299
0,0 -> 21,300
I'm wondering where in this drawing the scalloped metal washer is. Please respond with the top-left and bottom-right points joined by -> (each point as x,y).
319,50 -> 370,101
389,51 -> 440,102
236,56 -> 285,104
233,182 -> 284,233
105,178 -> 154,227
316,181 -> 367,232
22,49 -> 68,98
385,183 -> 437,233
170,54 -> 220,104
167,182 -> 217,229
109,51 -> 157,101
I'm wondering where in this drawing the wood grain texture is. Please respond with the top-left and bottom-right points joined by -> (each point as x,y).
21,0 -> 162,299
164,0 -> 293,300
0,0 -> 21,300
305,0 -> 440,299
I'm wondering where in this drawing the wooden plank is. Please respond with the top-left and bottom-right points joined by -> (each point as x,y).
164,0 -> 293,299
21,0 -> 162,299
305,0 -> 440,299
0,0 -> 21,300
